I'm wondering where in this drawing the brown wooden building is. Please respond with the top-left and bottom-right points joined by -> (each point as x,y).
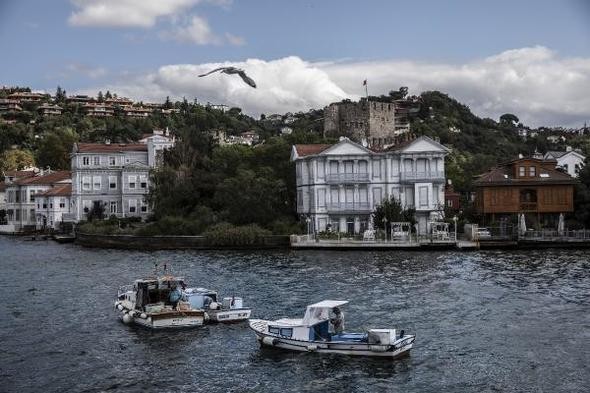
474,158 -> 577,227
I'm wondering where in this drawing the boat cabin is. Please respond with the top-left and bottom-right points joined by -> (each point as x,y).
184,287 -> 218,309
122,275 -> 186,312
267,300 -> 355,341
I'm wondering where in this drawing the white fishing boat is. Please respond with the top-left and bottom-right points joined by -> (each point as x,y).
249,300 -> 415,358
184,287 -> 251,323
115,274 -> 206,329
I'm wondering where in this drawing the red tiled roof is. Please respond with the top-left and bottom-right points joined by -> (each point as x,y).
15,171 -> 71,186
4,170 -> 36,178
39,184 -> 72,197
474,162 -> 576,186
294,144 -> 332,157
76,143 -> 148,153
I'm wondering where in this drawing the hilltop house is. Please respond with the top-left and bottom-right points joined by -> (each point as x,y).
291,136 -> 449,235
544,148 -> 585,178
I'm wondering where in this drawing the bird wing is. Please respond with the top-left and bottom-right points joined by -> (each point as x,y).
198,67 -> 228,77
237,71 -> 257,88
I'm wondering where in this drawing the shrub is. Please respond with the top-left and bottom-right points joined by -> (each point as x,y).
203,223 -> 271,246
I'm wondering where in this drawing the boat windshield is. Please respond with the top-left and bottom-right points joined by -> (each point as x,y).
302,300 -> 348,326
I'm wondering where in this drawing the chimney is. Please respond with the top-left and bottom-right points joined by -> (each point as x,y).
566,145 -> 572,152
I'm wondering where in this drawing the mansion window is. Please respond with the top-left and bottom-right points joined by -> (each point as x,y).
128,176 -> 136,189
82,156 -> 90,166
93,176 -> 102,190
519,166 -> 525,177
109,176 -> 117,189
418,186 -> 429,207
59,198 -> 66,209
140,201 -> 147,213
529,166 -> 536,177
83,200 -> 91,213
109,156 -> 116,166
82,176 -> 91,191
129,200 -> 137,213
140,175 -> 147,189
110,201 -> 118,214
93,156 -> 100,166
29,190 -> 36,202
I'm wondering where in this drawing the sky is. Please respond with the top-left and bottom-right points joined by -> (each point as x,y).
1,0 -> 589,127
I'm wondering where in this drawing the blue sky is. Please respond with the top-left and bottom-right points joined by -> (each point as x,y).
1,0 -> 589,126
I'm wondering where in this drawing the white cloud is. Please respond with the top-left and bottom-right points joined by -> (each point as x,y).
160,15 -> 220,45
66,63 -> 108,79
225,33 -> 245,46
78,47 -> 590,127
68,0 -> 201,28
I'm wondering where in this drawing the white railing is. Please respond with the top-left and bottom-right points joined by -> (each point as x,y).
326,202 -> 371,212
326,173 -> 370,183
400,171 -> 445,182
520,229 -> 590,240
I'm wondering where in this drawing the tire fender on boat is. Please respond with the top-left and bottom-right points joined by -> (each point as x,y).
117,304 -> 123,311
140,313 -> 147,319
306,344 -> 318,352
262,336 -> 278,346
122,313 -> 133,325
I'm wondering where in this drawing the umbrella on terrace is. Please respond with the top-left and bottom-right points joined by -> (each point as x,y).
558,213 -> 565,236
519,214 -> 527,237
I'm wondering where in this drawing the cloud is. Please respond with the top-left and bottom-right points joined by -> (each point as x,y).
160,15 -> 220,45
65,63 -> 108,79
68,0 -> 201,28
225,33 -> 245,46
78,47 -> 590,127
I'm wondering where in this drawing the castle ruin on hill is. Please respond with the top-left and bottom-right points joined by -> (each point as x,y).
323,98 -> 414,147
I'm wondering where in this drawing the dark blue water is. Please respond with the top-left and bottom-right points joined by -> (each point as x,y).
0,237 -> 588,392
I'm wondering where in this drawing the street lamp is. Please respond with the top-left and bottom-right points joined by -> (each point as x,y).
305,217 -> 311,239
453,215 -> 458,242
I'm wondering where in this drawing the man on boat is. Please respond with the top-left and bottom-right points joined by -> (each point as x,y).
330,307 -> 344,334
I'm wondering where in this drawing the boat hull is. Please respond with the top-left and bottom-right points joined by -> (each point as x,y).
207,308 -> 251,323
117,304 -> 205,329
250,320 -> 414,358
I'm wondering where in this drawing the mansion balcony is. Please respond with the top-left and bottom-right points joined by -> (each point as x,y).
400,171 -> 445,183
326,202 -> 372,213
326,173 -> 370,184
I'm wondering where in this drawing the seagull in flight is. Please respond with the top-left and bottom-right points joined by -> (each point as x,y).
198,66 -> 257,88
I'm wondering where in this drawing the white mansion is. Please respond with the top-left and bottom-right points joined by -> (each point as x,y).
291,136 -> 450,235
71,133 -> 174,221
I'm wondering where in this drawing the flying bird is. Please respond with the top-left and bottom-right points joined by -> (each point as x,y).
198,66 -> 257,88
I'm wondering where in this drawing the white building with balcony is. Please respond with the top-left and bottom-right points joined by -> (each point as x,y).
291,136 -> 449,235
544,148 -> 585,178
3,170 -> 71,232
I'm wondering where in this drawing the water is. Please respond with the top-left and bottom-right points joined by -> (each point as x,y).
0,237 -> 588,392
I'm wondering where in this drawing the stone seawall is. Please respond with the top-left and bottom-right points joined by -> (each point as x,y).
76,232 -> 290,250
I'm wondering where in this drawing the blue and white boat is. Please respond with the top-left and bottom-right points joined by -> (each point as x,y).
249,300 -> 415,358
183,287 -> 251,323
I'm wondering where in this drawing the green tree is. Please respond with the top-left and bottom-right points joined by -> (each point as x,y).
0,149 -> 35,172
499,113 -> 519,126
97,91 -> 104,102
36,127 -> 78,169
372,196 -> 416,230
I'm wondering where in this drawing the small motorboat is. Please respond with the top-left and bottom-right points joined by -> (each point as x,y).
115,274 -> 205,329
249,300 -> 415,358
184,287 -> 251,323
